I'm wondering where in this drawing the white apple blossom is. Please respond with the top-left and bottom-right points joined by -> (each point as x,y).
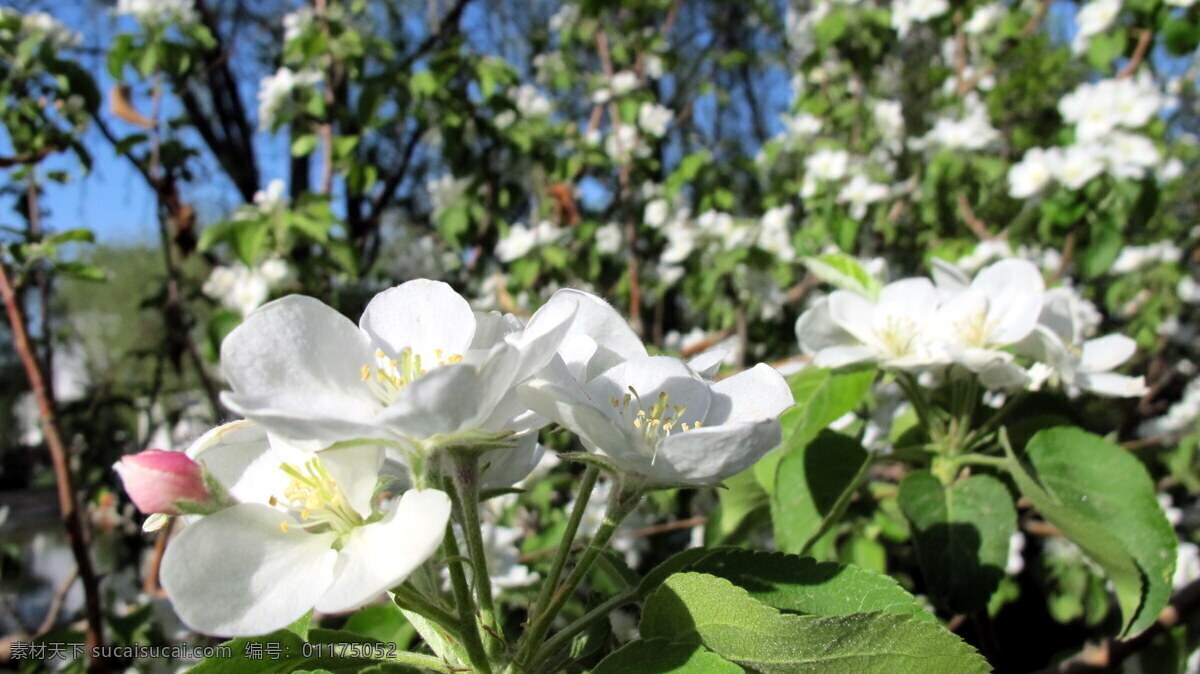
496,220 -> 568,262
1048,144 -> 1105,190
283,8 -> 314,41
1008,148 -> 1054,198
795,278 -> 944,370
916,99 -> 999,151
159,421 -> 450,636
1102,132 -> 1160,180
638,102 -> 673,138
892,0 -> 950,37
1072,0 -> 1122,55
511,84 -> 553,118
838,174 -> 889,218
805,149 -> 850,181
595,222 -> 623,255
933,259 -> 1045,373
644,199 -> 670,228
609,70 -> 639,96
758,205 -> 795,262
219,279 -> 576,451
257,67 -> 321,130
1017,289 -> 1147,397
1111,241 -> 1183,274
521,355 -> 792,486
964,3 -> 1003,34
115,0 -> 197,26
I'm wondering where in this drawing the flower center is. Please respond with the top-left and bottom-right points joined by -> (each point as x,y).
271,458 -> 362,536
954,311 -> 997,348
610,386 -> 701,463
360,348 -> 463,405
874,316 -> 918,359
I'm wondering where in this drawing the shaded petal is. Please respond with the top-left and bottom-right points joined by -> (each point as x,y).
376,364 -> 489,438
318,444 -> 384,519
930,257 -> 969,298
518,378 -> 629,456
813,345 -> 876,369
549,289 -> 647,380
973,259 -> 1045,344
687,349 -> 727,380
586,356 -> 711,429
827,290 -> 876,345
652,419 -> 783,485
795,297 -> 856,354
1079,334 -> 1136,373
471,312 -> 523,349
705,364 -> 793,425
187,421 -> 286,505
877,278 -> 939,326
316,490 -> 450,614
221,296 -> 379,442
360,280 -> 476,364
161,504 -> 337,636
481,433 -> 542,489
1077,372 -> 1147,397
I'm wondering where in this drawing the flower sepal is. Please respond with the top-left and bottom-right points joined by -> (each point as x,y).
422,428 -> 520,456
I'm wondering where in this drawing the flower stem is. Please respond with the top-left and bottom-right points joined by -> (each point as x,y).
393,584 -> 461,636
449,453 -> 504,660
526,465 -> 600,632
532,586 -> 638,669
442,520 -> 492,674
383,650 -> 457,673
897,372 -> 943,442
515,481 -> 643,670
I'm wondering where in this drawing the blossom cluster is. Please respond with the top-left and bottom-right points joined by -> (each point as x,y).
115,281 -> 793,636
796,258 -> 1146,397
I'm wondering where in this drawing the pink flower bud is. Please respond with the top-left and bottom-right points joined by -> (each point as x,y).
114,450 -> 209,515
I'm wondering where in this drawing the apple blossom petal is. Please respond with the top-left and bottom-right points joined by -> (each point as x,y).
879,278 -> 939,326
318,444 -> 385,519
795,297 -> 857,354
1077,372 -> 1148,397
586,356 -> 711,429
705,364 -> 794,425
652,419 -> 782,485
316,489 -> 450,614
360,280 -> 476,363
812,345 -> 876,369
518,378 -> 629,455
548,289 -> 647,380
481,433 -> 543,489
221,393 -> 385,448
220,295 -> 380,439
827,290 -> 877,344
187,421 -> 289,505
930,257 -> 969,298
687,349 -> 727,380
972,259 -> 1045,344
161,504 -> 338,636
1079,334 -> 1137,373
511,292 -> 579,377
471,311 -> 523,349
375,364 -> 492,437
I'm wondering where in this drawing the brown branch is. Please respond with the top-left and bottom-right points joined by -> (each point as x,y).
956,193 -> 993,240
0,261 -> 106,672
36,567 -> 80,637
678,326 -> 736,358
617,515 -> 706,539
1119,29 -> 1152,78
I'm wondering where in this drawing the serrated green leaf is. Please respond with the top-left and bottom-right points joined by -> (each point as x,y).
594,639 -> 742,673
641,573 -> 989,673
773,431 -> 870,556
754,367 -> 875,494
1006,427 -> 1176,637
802,253 -> 879,297
898,472 -> 1016,613
681,548 -> 935,623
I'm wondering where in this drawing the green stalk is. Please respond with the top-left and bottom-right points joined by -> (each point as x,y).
515,482 -> 643,670
449,453 -> 504,659
443,520 -> 492,673
384,649 -> 458,672
393,584 -> 460,636
526,465 -> 600,631
532,587 -> 638,669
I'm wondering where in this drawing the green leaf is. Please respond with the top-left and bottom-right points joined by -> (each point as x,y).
47,228 -> 94,245
773,431 -> 869,556
291,134 -> 319,157
706,468 -> 769,545
594,639 -> 742,673
802,253 -> 879,297
754,367 -> 875,494
54,261 -> 106,282
342,604 -> 414,650
1087,28 -> 1127,70
898,472 -> 1016,613
641,573 -> 989,673
1006,427 -> 1176,637
287,612 -> 313,640
681,548 -> 935,623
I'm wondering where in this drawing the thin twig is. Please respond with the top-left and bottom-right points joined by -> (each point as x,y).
36,567 -> 80,637
0,261 -> 106,671
1119,29 -> 1152,78
956,193 -> 992,240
